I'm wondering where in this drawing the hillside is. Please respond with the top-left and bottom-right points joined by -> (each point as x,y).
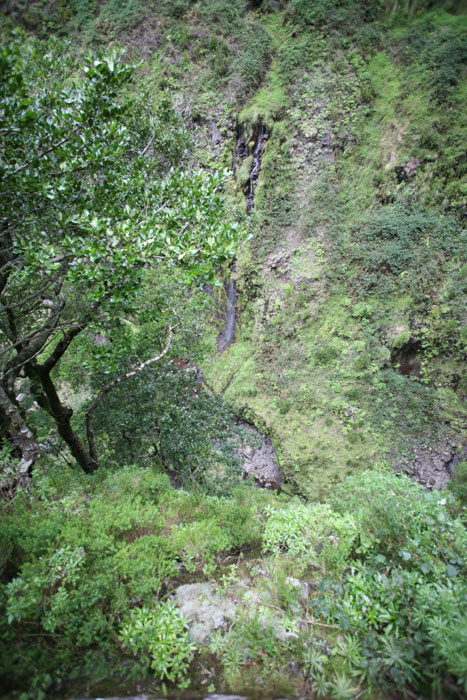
0,1 -> 466,699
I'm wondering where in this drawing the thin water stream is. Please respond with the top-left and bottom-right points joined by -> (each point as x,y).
246,121 -> 267,215
217,121 -> 268,353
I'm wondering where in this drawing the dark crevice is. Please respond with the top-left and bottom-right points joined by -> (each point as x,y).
217,119 -> 269,355
391,339 -> 422,377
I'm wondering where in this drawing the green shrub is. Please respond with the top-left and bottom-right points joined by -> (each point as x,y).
301,471 -> 467,695
315,566 -> 467,693
95,0 -> 146,33
197,0 -> 247,34
449,460 -> 467,507
0,464 -> 263,694
263,502 -> 357,570
210,613 -> 296,683
236,26 -> 271,92
288,0 -> 384,34
426,32 -> 467,103
119,602 -> 195,686
332,470 -> 467,572
158,0 -> 192,19
349,205 -> 461,296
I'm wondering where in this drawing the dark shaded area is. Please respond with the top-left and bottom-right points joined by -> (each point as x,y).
391,339 -> 422,376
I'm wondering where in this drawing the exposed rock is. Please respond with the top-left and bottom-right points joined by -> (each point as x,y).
395,156 -> 421,182
237,425 -> 282,491
217,273 -> 237,354
320,130 -> 334,147
286,577 -> 310,602
269,252 -> 289,270
393,437 -> 465,490
448,448 -> 467,476
172,583 -> 237,643
94,333 -> 108,345
211,122 -> 222,145
391,338 -> 422,376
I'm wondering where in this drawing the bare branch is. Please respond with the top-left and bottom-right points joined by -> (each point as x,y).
85,326 -> 174,465
41,325 -> 84,373
139,133 -> 155,157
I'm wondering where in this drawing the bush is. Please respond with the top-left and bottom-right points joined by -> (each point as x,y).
304,471 -> 467,695
236,25 -> 271,92
197,0 -> 248,34
332,470 -> 467,572
0,464 -> 263,694
316,566 -> 467,693
119,602 -> 195,686
349,205 -> 461,296
288,0 -> 384,34
449,460 -> 467,507
263,502 -> 357,570
426,32 -> 467,104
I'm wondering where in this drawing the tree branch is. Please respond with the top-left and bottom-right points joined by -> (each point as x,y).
41,325 -> 85,373
139,133 -> 155,157
0,388 -> 40,484
10,125 -> 82,176
85,326 -> 174,465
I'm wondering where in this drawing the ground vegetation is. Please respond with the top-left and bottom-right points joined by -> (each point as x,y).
0,1 -> 466,698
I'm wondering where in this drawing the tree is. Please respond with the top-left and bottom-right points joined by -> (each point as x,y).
0,32 -> 240,477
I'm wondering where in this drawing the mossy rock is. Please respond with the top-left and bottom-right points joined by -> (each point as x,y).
392,330 -> 412,351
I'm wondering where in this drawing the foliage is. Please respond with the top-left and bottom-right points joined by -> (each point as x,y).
332,471 -> 466,571
348,205 -> 461,295
305,471 -> 467,695
119,602 -> 195,686
196,0 -> 248,34
449,460 -> 467,509
314,568 -> 467,694
59,266 -> 247,492
287,0 -> 384,34
263,502 -> 356,569
1,3 -> 466,699
0,462 -> 267,695
236,25 -> 271,93
210,612 -> 297,690
397,20 -> 467,103
0,32 -> 242,474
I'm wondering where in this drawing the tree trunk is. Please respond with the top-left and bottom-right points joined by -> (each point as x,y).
0,388 -> 40,486
31,364 -> 98,474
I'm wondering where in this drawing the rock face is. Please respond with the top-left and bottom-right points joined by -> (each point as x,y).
172,583 -> 238,643
236,425 -> 282,491
393,438 -> 465,490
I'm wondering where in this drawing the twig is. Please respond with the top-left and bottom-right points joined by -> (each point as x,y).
254,600 -> 339,629
11,125 -> 82,176
85,326 -> 174,465
140,133 -> 155,157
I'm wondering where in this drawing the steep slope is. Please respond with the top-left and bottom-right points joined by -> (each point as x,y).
201,4 -> 467,498
2,0 -> 466,500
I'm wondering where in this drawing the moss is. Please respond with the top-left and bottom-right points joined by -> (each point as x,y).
27,0 -> 464,500
236,155 -> 253,189
392,331 -> 412,350
239,60 -> 288,124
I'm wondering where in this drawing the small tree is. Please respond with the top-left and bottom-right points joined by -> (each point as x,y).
0,33 -> 240,476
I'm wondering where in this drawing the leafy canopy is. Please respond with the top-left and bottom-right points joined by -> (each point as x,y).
0,31 -> 241,472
